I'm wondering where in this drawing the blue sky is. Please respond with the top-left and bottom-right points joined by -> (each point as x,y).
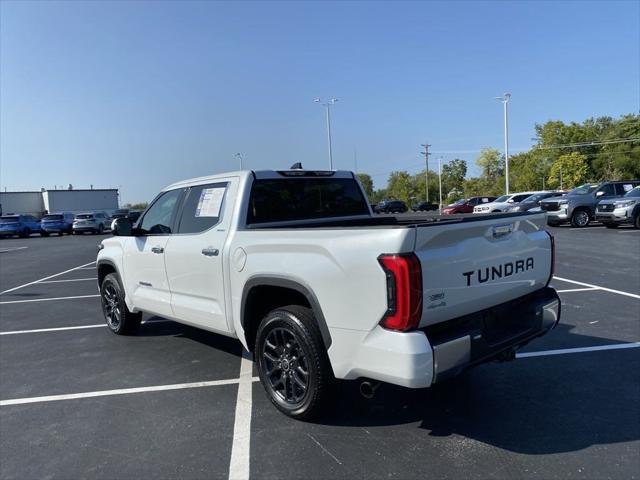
1,0 -> 638,203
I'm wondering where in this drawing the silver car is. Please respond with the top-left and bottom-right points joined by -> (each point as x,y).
72,212 -> 112,235
596,186 -> 640,229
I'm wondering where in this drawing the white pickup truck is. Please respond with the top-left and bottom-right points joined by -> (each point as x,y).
97,167 -> 560,419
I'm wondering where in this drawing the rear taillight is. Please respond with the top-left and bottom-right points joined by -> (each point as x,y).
546,230 -> 555,286
377,253 -> 423,331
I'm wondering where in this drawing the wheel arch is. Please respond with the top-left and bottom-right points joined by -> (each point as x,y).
241,275 -> 332,352
97,259 -> 117,288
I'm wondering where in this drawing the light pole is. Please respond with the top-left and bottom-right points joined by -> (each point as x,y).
438,157 -> 443,214
235,153 -> 244,170
314,98 -> 338,170
494,93 -> 511,194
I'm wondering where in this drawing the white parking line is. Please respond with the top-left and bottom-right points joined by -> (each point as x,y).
0,377 -> 260,407
228,351 -> 254,480
0,324 -> 105,335
556,287 -> 599,293
553,276 -> 640,299
0,261 -> 96,295
39,278 -> 97,284
0,294 -> 100,305
517,342 -> 640,358
0,246 -> 28,253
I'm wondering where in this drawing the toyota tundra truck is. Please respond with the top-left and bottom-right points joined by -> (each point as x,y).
97,167 -> 560,420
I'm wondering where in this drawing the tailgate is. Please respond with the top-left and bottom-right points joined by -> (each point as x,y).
414,213 -> 552,327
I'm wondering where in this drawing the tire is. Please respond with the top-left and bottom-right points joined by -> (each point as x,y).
255,305 -> 333,420
20,228 -> 30,238
97,224 -> 104,234
604,223 -> 619,229
571,209 -> 590,228
100,273 -> 142,335
634,214 -> 640,229
40,232 -> 49,237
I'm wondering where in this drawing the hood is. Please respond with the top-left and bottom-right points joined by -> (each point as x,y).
540,196 -> 567,203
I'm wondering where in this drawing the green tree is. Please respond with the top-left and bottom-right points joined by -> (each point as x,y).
123,202 -> 148,210
509,150 -> 552,192
386,171 -> 419,205
441,158 -> 467,197
476,148 -> 504,180
547,152 -> 589,189
356,173 -> 374,199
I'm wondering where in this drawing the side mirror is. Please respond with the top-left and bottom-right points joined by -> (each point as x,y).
112,217 -> 133,236
595,191 -> 605,197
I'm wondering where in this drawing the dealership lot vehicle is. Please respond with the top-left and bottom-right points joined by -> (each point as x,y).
72,212 -> 111,235
505,192 -> 565,213
442,196 -> 497,214
374,199 -> 407,213
473,192 -> 546,213
0,214 -> 42,238
0,226 -> 637,479
40,212 -> 75,236
411,201 -> 438,212
541,180 -> 640,228
596,186 -> 640,229
99,169 -> 558,420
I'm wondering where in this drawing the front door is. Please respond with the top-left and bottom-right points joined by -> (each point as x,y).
122,188 -> 184,318
165,179 -> 236,333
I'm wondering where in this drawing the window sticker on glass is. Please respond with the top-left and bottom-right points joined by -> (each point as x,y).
623,184 -> 633,192
195,187 -> 225,217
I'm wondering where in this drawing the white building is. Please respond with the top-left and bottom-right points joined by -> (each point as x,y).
0,188 -> 119,217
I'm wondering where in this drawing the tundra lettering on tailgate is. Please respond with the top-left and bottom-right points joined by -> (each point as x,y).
463,258 -> 534,286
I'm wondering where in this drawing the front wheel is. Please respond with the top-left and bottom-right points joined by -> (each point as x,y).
634,214 -> 640,229
100,273 -> 142,335
571,210 -> 590,228
255,305 -> 333,420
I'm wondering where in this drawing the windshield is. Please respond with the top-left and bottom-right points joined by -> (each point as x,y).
0,217 -> 19,224
494,195 -> 510,203
523,194 -> 542,202
624,186 -> 640,198
76,214 -> 94,219
43,215 -> 63,221
452,199 -> 467,205
569,184 -> 599,195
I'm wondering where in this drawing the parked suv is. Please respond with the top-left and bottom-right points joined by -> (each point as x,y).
374,200 -> 407,214
72,212 -> 111,234
596,185 -> 640,229
443,196 -> 497,214
473,192 -> 544,213
540,180 -> 640,228
411,201 -> 438,212
0,214 -> 42,238
505,192 -> 565,213
40,212 -> 75,236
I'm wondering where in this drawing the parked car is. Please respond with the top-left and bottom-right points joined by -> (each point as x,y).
473,192 -> 545,213
98,167 -> 559,420
442,196 -> 497,214
505,192 -> 565,213
595,185 -> 640,229
540,180 -> 640,228
127,210 -> 143,223
72,212 -> 112,235
40,212 -> 75,236
0,214 -> 42,238
374,200 -> 407,214
110,209 -> 130,220
411,201 -> 439,212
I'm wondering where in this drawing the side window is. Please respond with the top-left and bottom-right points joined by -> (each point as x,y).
616,183 -> 634,195
597,184 -> 615,196
139,188 -> 184,235
177,183 -> 228,234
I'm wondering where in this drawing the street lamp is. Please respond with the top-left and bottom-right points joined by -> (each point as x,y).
314,98 -> 338,170
235,153 -> 244,170
494,93 -> 511,194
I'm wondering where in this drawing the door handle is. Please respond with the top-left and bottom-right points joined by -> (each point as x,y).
201,247 -> 219,257
151,246 -> 164,254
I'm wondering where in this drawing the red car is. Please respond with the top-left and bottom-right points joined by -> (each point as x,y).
442,196 -> 497,214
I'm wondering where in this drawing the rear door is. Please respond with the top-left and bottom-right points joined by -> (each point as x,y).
164,179 -> 237,333
122,188 -> 184,318
414,213 -> 552,327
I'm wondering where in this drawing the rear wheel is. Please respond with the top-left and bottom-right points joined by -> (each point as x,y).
571,209 -> 590,228
100,273 -> 142,335
255,305 -> 333,420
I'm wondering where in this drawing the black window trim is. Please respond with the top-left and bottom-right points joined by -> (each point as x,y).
136,187 -> 187,236
174,181 -> 230,236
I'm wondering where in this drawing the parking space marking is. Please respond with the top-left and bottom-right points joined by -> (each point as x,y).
228,350 -> 254,480
553,275 -> 640,299
556,287 -> 599,293
0,294 -> 100,305
39,278 -> 97,284
517,342 -> 640,359
0,324 -> 105,335
0,377 -> 260,407
0,260 -> 96,295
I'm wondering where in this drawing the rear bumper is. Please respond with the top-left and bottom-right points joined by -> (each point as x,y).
331,287 -> 560,388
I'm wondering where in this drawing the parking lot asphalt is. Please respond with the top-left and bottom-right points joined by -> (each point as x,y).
0,222 -> 638,479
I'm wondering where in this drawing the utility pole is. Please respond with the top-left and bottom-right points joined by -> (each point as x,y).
560,165 -> 563,190
314,98 -> 338,170
438,156 -> 444,214
420,143 -> 431,202
354,149 -> 358,173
